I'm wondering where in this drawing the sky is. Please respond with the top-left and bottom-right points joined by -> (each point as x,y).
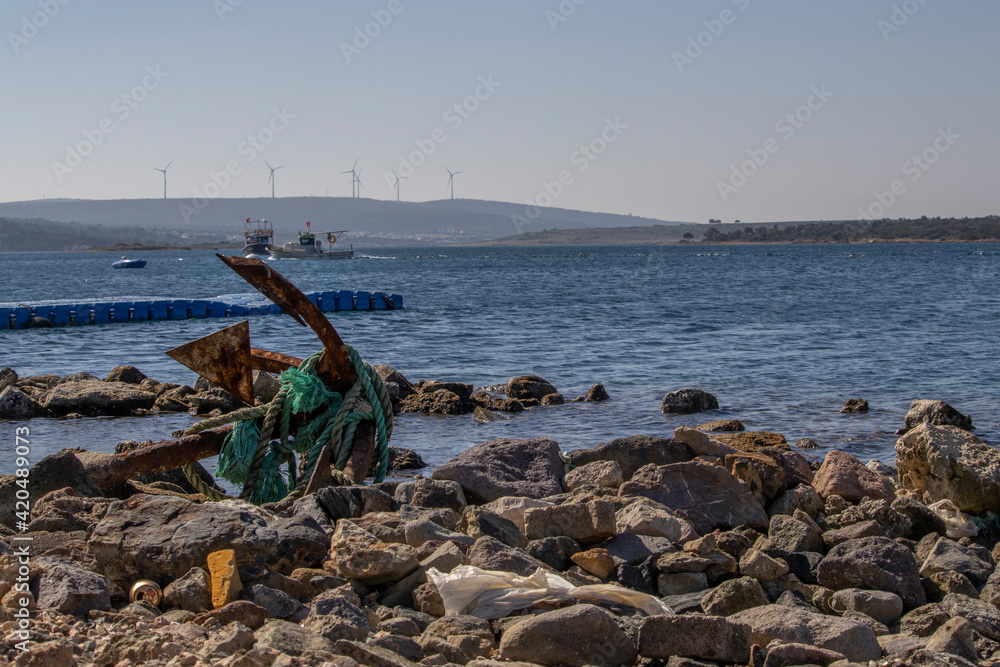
2,0 -> 998,223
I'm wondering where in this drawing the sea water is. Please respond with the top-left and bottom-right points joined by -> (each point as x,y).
1,243 -> 998,477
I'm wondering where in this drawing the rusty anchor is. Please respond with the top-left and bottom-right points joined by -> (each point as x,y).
84,255 -> 388,499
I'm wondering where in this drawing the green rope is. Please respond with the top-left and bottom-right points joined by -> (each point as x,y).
180,344 -> 393,505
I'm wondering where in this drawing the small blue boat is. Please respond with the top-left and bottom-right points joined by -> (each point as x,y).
112,257 -> 147,269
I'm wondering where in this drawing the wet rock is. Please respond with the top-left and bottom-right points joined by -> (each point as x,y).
163,566 -> 212,613
638,613 -> 751,665
730,603 -> 881,663
583,383 -> 609,401
374,364 -> 417,399
817,536 -> 926,609
829,588 -> 904,626
395,479 -> 467,514
840,398 -> 869,413
387,446 -> 428,471
620,461 -> 768,533
473,406 -> 502,422
499,604 -> 637,667
523,499 -> 616,544
39,376 -> 157,416
103,365 -> 148,384
919,536 -> 993,586
615,497 -> 692,543
329,520 -> 419,585
701,576 -> 769,616
896,423 -> 1000,512
712,431 -> 789,452
0,385 -> 47,419
903,399 -> 973,432
812,450 -> 896,502
431,437 -> 565,504
32,557 -> 113,615
660,388 -> 718,414
540,392 -> 564,405
88,495 -> 278,587
794,437 -> 818,449
255,619 -> 338,656
564,459 -> 623,490
459,506 -> 526,548
697,419 -> 745,432
400,388 -> 464,415
470,536 -> 554,576
568,434 -> 692,481
1,451 -> 103,530
506,375 -> 558,401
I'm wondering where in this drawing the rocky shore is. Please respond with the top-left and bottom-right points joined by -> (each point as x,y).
1,367 -> 999,666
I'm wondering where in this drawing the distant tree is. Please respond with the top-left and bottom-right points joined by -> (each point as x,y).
703,227 -> 721,241
682,232 -> 695,239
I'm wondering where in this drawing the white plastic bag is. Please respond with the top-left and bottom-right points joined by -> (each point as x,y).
426,565 -> 673,620
928,499 -> 978,539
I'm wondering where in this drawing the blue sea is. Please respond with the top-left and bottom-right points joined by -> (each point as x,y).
1,244 -> 998,478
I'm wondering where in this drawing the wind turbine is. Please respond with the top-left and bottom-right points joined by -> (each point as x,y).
266,160 -> 283,198
153,161 -> 172,199
342,159 -> 359,198
445,165 -> 462,200
392,170 -> 405,202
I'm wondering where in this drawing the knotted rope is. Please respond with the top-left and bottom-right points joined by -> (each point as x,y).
179,344 -> 393,504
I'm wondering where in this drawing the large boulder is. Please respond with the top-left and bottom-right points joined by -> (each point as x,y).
620,461 -> 768,533
505,375 -> 558,401
498,604 -> 636,667
567,435 -> 691,480
903,399 -> 973,432
0,386 -> 48,419
88,495 -> 278,587
0,451 -> 103,530
328,520 -> 419,585
817,537 -> 926,609
730,604 -> 881,663
660,388 -> 718,414
32,557 -> 114,615
896,423 -> 1000,512
431,438 -> 565,504
523,500 -> 616,544
38,377 -> 157,416
811,450 -> 895,502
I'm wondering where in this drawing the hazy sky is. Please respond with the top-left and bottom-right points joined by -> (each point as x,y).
3,0 -> 997,223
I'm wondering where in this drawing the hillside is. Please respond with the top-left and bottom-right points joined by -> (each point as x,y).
0,218 -> 232,252
0,197 -> 686,245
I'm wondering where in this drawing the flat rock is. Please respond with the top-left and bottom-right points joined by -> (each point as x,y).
620,461 -> 768,534
812,450 -> 895,502
523,499 -> 616,544
499,604 -> 637,667
904,399 -> 973,432
817,536 -> 926,609
32,557 -> 113,615
896,423 -> 1000,512
567,434 -> 691,481
431,438 -> 565,504
88,495 -> 278,587
39,377 -> 157,416
638,613 -> 751,664
696,419 -> 745,432
712,431 -> 789,452
939,593 -> 1000,641
919,536 -> 993,586
730,603 -> 881,663
615,497 -> 692,542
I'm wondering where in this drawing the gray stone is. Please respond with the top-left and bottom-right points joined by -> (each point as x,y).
403,519 -> 475,549
768,514 -> 824,553
329,520 -> 419,585
939,593 -> 1000,641
39,377 -> 157,416
523,499 -> 616,544
657,571 -> 708,596
762,642 -> 845,667
567,434 -> 692,481
267,514 -> 330,573
31,557 -> 113,615
615,497 -> 691,542
163,566 -> 212,613
730,603 -> 881,663
768,483 -> 824,518
470,536 -> 554,576
88,494 -> 278,587
0,450 -> 103,530
202,621 -> 256,657
739,549 -> 789,581
458,506 -> 526,548
499,604 -> 637,667
904,399 -> 973,432
336,639 -> 423,667
660,388 -> 719,414
672,426 -> 737,458
254,619 -> 338,657
822,520 -> 887,548
638,613 -> 750,664
620,461 -> 768,533
524,536 -> 580,571
564,460 -> 623,490
924,617 -> 980,663
368,634 -> 424,662
0,385 -> 47,419
829,588 -> 904,626
396,478 -> 467,514
700,576 -> 769,616
817,536 -> 926,609
431,438 -> 565,504
242,584 -> 304,620
919,536 -> 993,586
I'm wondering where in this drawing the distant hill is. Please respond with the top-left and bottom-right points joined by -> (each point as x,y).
0,197 -> 687,245
0,218 -> 232,252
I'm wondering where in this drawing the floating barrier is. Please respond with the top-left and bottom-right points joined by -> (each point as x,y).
3,291 -> 402,330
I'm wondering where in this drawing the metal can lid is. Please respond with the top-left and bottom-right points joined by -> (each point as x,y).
129,579 -> 162,607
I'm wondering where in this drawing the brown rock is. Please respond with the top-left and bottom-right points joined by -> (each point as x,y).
812,450 -> 895,502
697,419 -> 745,432
570,548 -> 615,579
713,431 -> 789,452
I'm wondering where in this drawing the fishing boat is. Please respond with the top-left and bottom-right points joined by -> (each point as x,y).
242,218 -> 275,257
112,257 -> 147,269
269,224 -> 354,260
